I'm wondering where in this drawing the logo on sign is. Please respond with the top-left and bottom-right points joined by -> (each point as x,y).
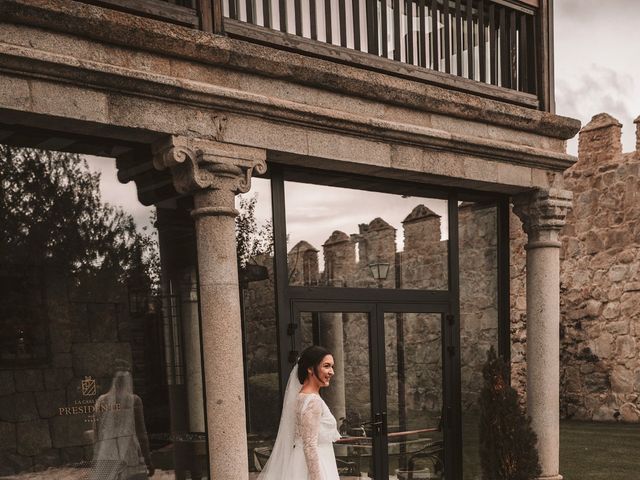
81,376 -> 97,396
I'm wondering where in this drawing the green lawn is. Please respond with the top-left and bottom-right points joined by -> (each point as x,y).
560,420 -> 640,479
461,420 -> 640,480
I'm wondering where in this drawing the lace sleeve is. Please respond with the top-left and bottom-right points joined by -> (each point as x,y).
300,396 -> 323,480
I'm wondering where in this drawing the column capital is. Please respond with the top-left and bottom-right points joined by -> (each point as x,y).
513,188 -> 572,248
152,135 -> 267,197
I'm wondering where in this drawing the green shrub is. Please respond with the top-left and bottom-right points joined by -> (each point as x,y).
479,347 -> 541,480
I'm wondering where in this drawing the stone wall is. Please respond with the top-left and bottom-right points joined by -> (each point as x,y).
509,113 -> 640,422
510,211 -> 528,402
244,201 -> 500,426
558,113 -> 640,422
458,202 -> 500,414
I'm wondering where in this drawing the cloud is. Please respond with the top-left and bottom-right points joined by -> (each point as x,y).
556,65 -> 637,154
84,155 -> 155,232
556,0 -> 640,22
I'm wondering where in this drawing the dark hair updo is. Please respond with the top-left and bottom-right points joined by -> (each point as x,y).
297,345 -> 332,384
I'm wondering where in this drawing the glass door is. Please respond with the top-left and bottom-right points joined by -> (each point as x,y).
292,302 -> 383,479
380,309 -> 448,480
289,302 -> 452,480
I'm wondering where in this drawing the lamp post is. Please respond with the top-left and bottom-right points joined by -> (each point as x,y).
367,261 -> 390,288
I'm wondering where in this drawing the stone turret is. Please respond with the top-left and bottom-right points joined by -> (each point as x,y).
359,218 -> 396,264
354,218 -> 396,288
323,231 -> 355,287
401,205 -> 447,290
402,204 -> 442,249
578,113 -> 623,167
288,241 -> 319,286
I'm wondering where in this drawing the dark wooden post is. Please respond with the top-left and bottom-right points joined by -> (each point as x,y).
536,0 -> 554,112
198,0 -> 224,33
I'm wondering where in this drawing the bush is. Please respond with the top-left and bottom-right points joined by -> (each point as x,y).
479,347 -> 542,480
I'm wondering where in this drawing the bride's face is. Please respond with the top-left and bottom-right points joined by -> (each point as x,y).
314,354 -> 335,388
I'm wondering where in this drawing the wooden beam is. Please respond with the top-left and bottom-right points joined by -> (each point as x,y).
197,0 -> 213,32
535,0 -> 554,112
81,0 -> 199,27
224,18 -> 540,108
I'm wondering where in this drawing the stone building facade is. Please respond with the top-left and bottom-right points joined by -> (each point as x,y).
510,113 -> 640,422
0,1 -> 580,479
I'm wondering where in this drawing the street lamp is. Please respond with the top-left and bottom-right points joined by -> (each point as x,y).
367,261 -> 390,288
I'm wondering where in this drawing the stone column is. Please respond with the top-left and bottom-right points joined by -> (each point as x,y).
514,188 -> 572,480
322,231 -> 354,422
153,136 -> 267,480
180,265 -> 206,433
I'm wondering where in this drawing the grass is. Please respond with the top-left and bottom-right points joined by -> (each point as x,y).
559,420 -> 640,479
462,419 -> 640,479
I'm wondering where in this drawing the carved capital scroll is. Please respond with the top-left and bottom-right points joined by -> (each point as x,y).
513,188 -> 573,248
152,136 -> 267,196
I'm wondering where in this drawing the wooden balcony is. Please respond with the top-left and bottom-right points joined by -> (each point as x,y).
53,0 -> 554,111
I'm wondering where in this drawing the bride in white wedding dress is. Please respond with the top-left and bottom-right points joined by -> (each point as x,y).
258,346 -> 341,480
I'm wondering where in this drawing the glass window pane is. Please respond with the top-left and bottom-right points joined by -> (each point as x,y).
234,178 -> 281,478
385,312 -> 444,480
299,310 -> 374,478
285,180 -> 449,290
0,146 -> 207,478
459,201 -> 499,480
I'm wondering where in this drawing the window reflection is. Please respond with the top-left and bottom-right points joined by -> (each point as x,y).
285,181 -> 449,290
0,146 -> 207,479
459,201 -> 499,480
235,179 -> 280,477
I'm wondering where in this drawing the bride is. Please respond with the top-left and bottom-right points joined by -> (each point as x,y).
258,345 -> 341,480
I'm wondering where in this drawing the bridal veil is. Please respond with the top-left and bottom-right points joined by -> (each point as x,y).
257,364 -> 301,480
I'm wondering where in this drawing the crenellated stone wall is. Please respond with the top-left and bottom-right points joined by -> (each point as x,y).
557,113 -> 640,422
509,113 -> 640,422
246,118 -> 640,426
266,202 -> 500,425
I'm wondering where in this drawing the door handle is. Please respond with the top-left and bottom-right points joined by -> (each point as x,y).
446,313 -> 455,355
365,412 -> 387,435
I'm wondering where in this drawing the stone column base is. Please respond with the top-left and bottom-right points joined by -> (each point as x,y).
537,474 -> 563,480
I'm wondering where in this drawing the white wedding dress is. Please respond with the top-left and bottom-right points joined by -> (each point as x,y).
289,393 -> 341,480
258,366 -> 341,480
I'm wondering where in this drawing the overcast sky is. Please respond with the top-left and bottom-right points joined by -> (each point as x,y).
555,0 -> 640,154
85,0 -> 640,258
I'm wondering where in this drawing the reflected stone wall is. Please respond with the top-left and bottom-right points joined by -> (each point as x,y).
459,203 -> 499,414
242,255 -> 279,436
0,269 -> 140,475
245,202 -> 500,427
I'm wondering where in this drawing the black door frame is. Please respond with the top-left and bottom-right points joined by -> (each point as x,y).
289,299 -> 452,480
290,300 -> 382,477
267,164 -> 510,480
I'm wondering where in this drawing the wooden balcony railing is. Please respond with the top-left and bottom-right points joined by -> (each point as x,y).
78,0 -> 554,111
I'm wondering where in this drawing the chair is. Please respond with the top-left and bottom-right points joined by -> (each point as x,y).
406,439 -> 444,480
